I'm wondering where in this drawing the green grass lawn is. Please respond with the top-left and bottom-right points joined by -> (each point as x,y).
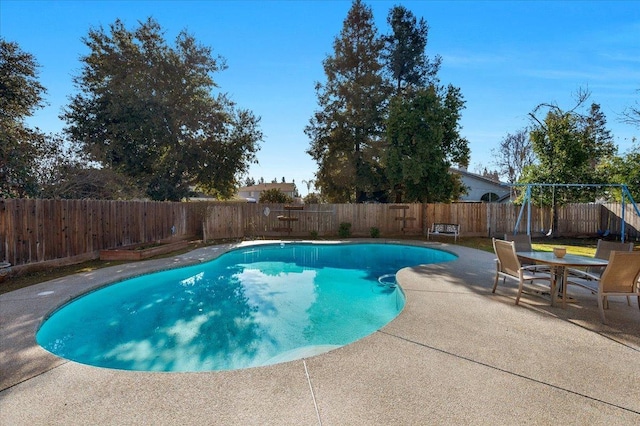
531,242 -> 596,256
453,236 -> 598,257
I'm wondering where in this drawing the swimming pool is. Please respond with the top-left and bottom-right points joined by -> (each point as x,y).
37,242 -> 456,372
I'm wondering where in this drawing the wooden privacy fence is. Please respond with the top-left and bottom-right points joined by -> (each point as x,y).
203,202 -> 640,241
2,199 -> 639,268
203,203 -> 426,240
0,199 -> 207,267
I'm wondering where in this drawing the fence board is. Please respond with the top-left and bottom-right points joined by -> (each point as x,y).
203,203 -> 244,240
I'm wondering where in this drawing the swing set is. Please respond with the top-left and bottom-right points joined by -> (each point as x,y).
511,183 -> 640,243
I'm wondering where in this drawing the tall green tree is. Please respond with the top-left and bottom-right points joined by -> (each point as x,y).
306,0 -> 390,203
63,18 -> 262,201
522,96 -> 617,204
0,39 -> 50,198
385,85 -> 469,202
383,5 -> 441,93
599,141 -> 640,201
382,5 -> 468,203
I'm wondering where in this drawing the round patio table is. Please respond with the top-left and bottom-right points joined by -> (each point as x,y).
516,251 -> 608,308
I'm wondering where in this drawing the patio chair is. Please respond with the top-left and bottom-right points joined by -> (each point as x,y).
567,239 -> 634,305
566,251 -> 640,324
503,233 -> 533,252
503,233 -> 549,273
492,238 -> 553,305
568,240 -> 634,279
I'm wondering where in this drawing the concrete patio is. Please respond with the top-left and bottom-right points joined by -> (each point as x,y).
1,241 -> 639,425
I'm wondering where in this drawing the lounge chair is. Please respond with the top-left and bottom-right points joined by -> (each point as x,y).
492,238 -> 553,305
566,251 -> 640,324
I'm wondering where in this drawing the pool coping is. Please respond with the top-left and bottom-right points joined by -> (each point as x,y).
1,239 -> 639,424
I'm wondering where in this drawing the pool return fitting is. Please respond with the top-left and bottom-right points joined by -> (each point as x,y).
377,274 -> 398,289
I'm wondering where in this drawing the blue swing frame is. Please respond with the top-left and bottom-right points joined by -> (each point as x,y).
510,183 -> 640,243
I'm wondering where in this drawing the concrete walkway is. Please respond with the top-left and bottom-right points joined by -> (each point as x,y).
1,241 -> 639,425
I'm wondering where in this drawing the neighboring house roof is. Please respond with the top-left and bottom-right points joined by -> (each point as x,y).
450,167 -> 511,202
237,182 -> 298,202
239,183 -> 296,193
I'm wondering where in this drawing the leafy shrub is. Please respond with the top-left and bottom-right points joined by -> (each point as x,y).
338,222 -> 351,238
309,230 -> 319,239
303,193 -> 323,204
259,188 -> 293,203
370,227 -> 380,238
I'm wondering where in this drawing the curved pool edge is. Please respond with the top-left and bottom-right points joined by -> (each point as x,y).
35,240 -> 454,372
1,239 -> 458,387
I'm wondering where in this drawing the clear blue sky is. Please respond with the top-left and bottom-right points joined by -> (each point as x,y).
2,0 -> 639,195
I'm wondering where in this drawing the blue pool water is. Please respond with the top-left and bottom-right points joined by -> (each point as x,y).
37,242 -> 456,372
